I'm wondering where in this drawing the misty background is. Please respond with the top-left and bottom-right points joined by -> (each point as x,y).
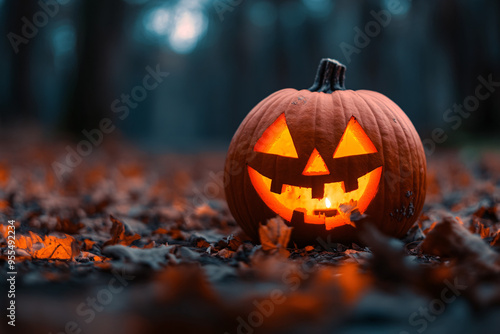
0,0 -> 499,151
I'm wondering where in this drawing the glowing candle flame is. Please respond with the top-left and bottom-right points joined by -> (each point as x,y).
325,197 -> 331,208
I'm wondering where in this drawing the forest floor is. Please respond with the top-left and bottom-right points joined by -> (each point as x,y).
1,136 -> 500,334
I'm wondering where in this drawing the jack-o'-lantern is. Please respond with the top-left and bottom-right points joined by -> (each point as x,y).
224,58 -> 427,245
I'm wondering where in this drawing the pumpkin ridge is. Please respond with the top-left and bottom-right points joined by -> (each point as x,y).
230,90 -> 296,238
243,89 -> 297,143
372,92 -> 423,237
365,91 -> 427,226
349,90 -> 390,231
393,97 -> 426,232
228,91 -> 285,231
241,90 -> 300,237
357,91 -> 409,237
334,90 -> 349,200
311,91 -> 320,192
357,90 -> 425,237
366,91 -> 420,236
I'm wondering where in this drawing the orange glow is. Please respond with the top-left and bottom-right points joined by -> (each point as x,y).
333,117 -> 377,158
16,231 -> 78,260
302,149 -> 330,176
254,113 -> 298,158
336,263 -> 372,304
248,166 -> 382,230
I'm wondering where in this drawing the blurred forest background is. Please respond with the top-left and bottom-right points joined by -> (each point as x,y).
0,0 -> 499,151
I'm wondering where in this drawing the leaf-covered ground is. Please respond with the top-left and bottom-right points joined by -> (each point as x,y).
1,136 -> 500,334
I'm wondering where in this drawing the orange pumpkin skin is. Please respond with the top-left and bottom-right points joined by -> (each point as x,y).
224,59 -> 427,245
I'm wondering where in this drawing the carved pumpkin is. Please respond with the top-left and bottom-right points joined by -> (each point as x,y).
224,58 -> 427,245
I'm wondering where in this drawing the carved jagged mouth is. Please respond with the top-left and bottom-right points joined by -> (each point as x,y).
248,166 -> 382,230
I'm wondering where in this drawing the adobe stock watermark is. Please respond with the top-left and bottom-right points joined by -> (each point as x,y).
191,170 -> 226,208
422,74 -> 500,156
7,0 -> 70,54
213,0 -> 244,22
48,268 -> 135,334
400,277 -> 467,334
190,159 -> 243,209
51,64 -> 169,182
340,0 -> 410,64
189,144 -> 262,209
189,141 -> 261,208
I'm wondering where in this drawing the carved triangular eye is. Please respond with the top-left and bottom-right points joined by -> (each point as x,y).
254,113 -> 298,158
333,116 -> 377,158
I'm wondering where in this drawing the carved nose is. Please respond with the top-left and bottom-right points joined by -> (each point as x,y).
302,148 -> 330,176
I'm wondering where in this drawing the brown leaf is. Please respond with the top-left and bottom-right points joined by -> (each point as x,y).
153,227 -> 168,235
304,245 -> 315,252
55,218 -> 84,234
421,216 -> 500,271
194,203 -> 218,217
79,251 -> 104,262
103,215 -> 141,247
143,241 -> 156,249
491,232 -> 500,247
82,239 -> 96,251
196,239 -> 211,249
217,248 -> 235,259
153,227 -> 187,240
259,216 -> 292,256
167,229 -> 187,240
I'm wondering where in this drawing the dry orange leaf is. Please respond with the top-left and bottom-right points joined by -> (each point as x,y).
259,216 -> 292,256
16,231 -> 79,260
82,239 -> 96,250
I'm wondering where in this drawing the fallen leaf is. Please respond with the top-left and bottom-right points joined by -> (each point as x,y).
259,216 -> 292,256
55,218 -> 84,234
16,231 -> 79,260
421,216 -> 500,272
103,215 -> 141,247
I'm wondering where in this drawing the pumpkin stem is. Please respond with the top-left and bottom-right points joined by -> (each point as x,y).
308,58 -> 346,93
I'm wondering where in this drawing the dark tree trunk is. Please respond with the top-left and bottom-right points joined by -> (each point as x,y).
60,0 -> 126,138
1,1 -> 39,123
